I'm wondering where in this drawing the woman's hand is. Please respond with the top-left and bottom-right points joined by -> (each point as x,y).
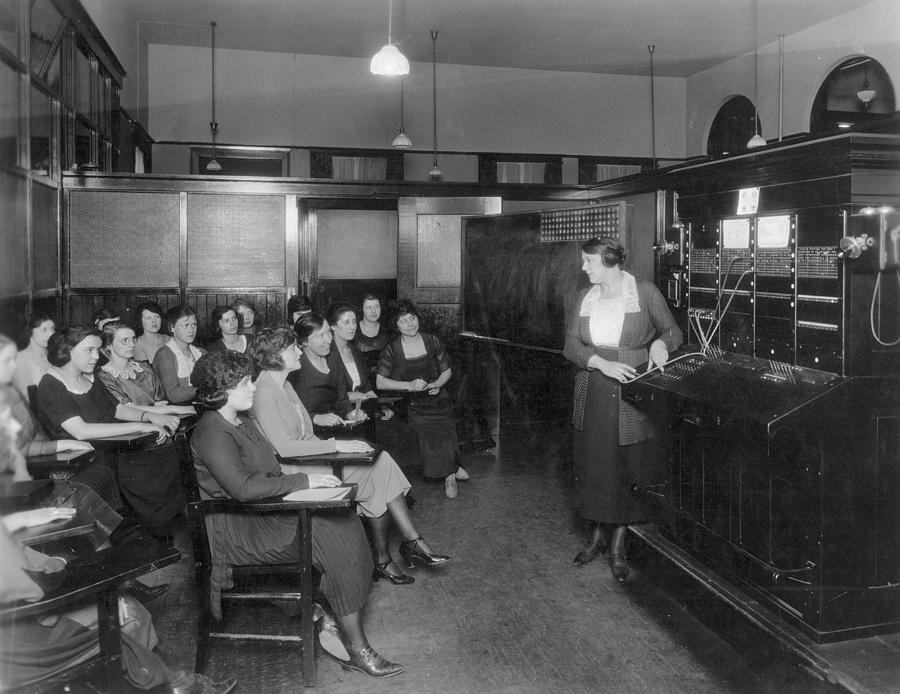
648,340 -> 669,373
3,507 -> 77,533
408,378 -> 428,392
380,406 -> 394,421
56,440 -> 94,453
313,413 -> 344,427
146,413 -> 179,435
425,384 -> 440,396
597,360 -> 637,383
335,440 -> 374,454
306,473 -> 342,489
141,424 -> 170,444
346,408 -> 369,423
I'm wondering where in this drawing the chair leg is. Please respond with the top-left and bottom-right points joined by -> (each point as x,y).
299,511 -> 316,687
195,611 -> 211,674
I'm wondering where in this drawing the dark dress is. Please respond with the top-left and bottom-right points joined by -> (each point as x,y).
189,411 -> 371,619
378,333 -> 460,479
353,323 -> 388,382
563,276 -> 682,524
288,350 -> 354,418
35,373 -> 184,528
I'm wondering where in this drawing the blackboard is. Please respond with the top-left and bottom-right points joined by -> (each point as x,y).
462,212 -> 589,351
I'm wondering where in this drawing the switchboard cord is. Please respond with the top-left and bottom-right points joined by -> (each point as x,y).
870,270 -> 900,347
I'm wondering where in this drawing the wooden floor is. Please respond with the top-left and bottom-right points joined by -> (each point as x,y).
138,422 -> 880,694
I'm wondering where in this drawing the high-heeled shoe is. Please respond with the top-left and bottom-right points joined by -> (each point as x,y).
372,561 -> 415,585
399,537 -> 450,568
573,540 -> 606,567
609,553 -> 629,582
341,647 -> 405,678
608,525 -> 629,582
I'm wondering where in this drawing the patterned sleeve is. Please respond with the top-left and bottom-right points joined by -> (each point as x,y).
377,340 -> 398,378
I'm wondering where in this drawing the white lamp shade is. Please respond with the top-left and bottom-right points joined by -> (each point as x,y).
746,133 -> 767,149
206,158 -> 223,171
392,130 -> 413,148
370,44 -> 410,76
429,163 -> 442,178
857,88 -> 876,104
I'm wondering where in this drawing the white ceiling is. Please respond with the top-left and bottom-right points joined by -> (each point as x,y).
135,0 -> 875,77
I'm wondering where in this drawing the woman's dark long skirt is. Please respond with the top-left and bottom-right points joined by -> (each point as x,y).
573,370 -> 661,524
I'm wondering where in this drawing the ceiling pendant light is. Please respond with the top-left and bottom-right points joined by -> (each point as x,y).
392,78 -> 413,148
206,21 -> 222,172
747,0 -> 766,149
429,30 -> 441,179
856,61 -> 876,106
370,0 -> 409,76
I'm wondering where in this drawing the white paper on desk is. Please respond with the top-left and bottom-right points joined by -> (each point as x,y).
283,487 -> 351,502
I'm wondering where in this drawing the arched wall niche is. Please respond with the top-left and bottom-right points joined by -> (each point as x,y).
810,56 -> 895,133
706,95 -> 762,158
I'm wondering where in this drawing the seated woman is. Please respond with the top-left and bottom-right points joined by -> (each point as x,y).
132,301 -> 170,364
206,305 -> 249,354
96,320 -> 194,530
189,350 -> 404,678
249,328 -> 447,584
288,314 -> 364,428
232,298 -> 258,337
152,304 -> 206,405
353,294 -> 388,384
11,312 -> 55,401
377,301 -> 468,499
35,326 -> 176,514
0,334 -> 92,481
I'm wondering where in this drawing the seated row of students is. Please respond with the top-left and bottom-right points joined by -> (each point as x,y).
3,306 -> 455,679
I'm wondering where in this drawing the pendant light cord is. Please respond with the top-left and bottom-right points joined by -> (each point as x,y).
752,0 -> 759,136
432,29 -> 438,166
648,44 -> 656,170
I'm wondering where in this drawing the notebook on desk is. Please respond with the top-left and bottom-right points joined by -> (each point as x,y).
283,486 -> 353,502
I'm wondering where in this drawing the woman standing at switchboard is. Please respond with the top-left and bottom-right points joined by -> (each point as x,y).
564,238 -> 681,581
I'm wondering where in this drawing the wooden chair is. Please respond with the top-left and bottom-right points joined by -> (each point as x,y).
179,448 -> 358,687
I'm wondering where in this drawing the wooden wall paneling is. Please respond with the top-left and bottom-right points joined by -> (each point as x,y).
397,196 -> 502,337
67,292 -> 180,327
315,279 -> 397,317
0,297 -> 30,341
32,181 -> 60,292
285,194 -> 299,304
0,172 -> 27,298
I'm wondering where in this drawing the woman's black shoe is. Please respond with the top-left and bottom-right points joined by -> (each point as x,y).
609,553 -> 629,582
126,579 -> 170,602
372,562 -> 414,585
573,541 -> 605,567
399,537 -> 450,568
608,525 -> 629,582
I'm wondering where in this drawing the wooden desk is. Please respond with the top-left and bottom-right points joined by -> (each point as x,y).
26,449 -> 95,480
277,448 -> 378,480
13,516 -> 96,547
87,431 -> 156,450
0,536 -> 180,692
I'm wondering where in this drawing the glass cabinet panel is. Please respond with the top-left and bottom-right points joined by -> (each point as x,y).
30,0 -> 64,76
0,1 -> 20,58
30,85 -> 52,175
0,61 -> 21,166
